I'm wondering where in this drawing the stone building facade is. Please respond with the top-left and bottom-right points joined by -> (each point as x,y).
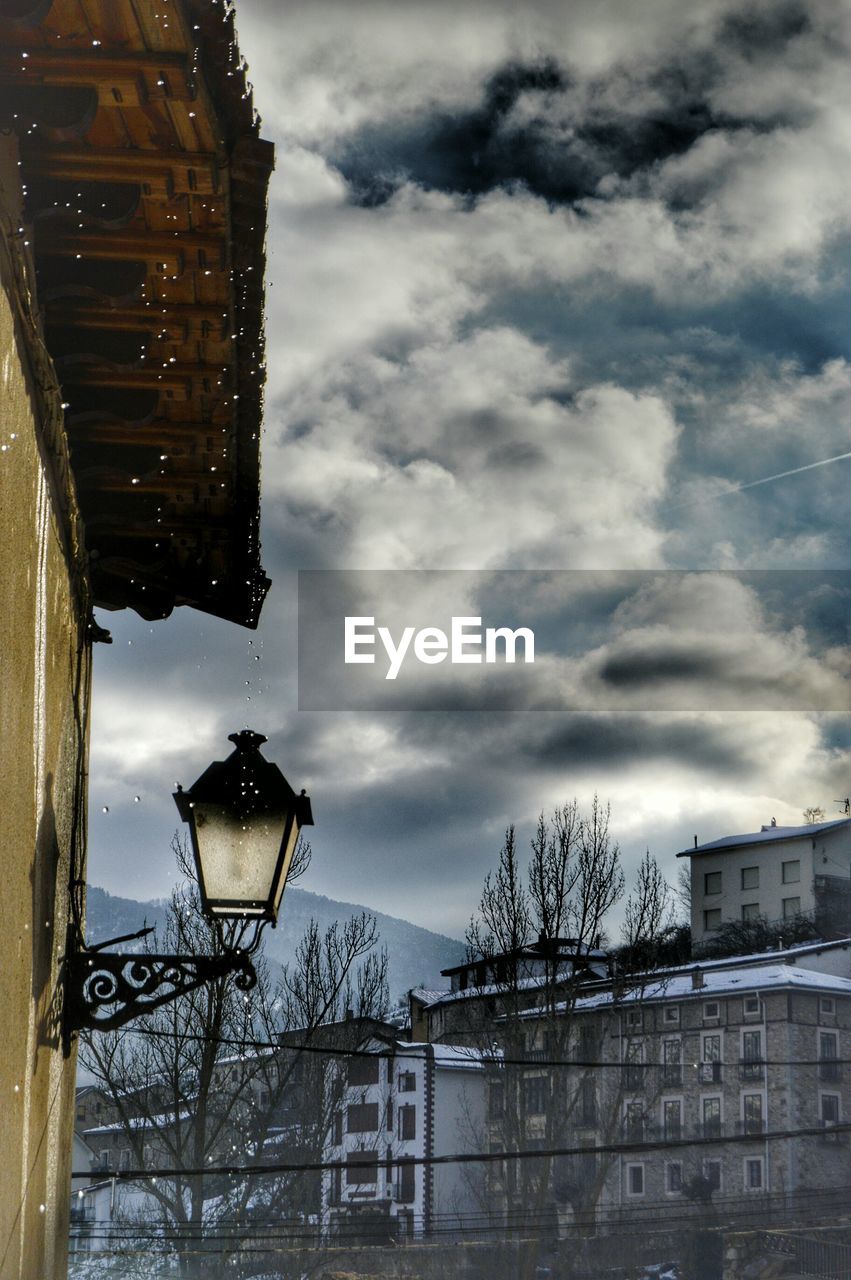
485,955 -> 851,1231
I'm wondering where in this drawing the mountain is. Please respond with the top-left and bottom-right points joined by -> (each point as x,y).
84,884 -> 465,1000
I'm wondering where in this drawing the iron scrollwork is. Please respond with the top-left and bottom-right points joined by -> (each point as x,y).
62,926 -> 257,1051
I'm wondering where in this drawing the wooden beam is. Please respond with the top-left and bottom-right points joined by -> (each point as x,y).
45,298 -> 228,337
22,144 -> 220,196
0,50 -> 195,106
38,226 -> 225,273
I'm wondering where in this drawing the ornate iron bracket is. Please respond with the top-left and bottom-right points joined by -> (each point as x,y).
62,924 -> 257,1053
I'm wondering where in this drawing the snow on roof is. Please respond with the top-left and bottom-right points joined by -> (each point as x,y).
395,1041 -> 486,1070
677,817 -> 851,858
410,988 -> 451,1006
552,962 -> 851,1018
420,968 -> 599,1011
84,1107 -> 190,1136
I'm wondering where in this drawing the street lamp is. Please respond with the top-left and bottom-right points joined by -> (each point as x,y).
174,730 -> 313,925
62,730 -> 312,1052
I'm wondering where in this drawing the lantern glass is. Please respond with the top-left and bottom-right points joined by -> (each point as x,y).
192,804 -> 288,916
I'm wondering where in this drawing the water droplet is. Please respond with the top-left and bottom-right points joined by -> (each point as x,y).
102,806 -> 109,814
134,796 -> 141,803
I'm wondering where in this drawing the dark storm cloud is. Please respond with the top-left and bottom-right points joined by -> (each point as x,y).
330,4 -> 813,209
599,649 -> 727,688
522,715 -> 748,776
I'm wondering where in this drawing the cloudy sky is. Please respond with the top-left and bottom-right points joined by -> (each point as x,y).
88,0 -> 851,939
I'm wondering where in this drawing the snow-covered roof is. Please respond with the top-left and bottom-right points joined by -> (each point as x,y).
414,968 -> 597,1010
410,988 -> 451,1006
396,1041 -> 486,1071
84,1107 -> 190,1137
677,817 -> 851,858
554,963 -> 851,1017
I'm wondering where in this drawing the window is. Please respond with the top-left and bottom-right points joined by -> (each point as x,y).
345,1152 -> 378,1185
741,866 -> 759,890
705,871 -> 722,895
742,1093 -> 764,1135
821,1094 -> 840,1126
699,1033 -> 722,1083
663,1098 -> 682,1141
704,909 -> 722,931
524,1075 -> 548,1115
782,859 -> 801,884
703,1160 -> 722,1193
782,896 -> 801,919
119,1149 -> 131,1172
579,1077 -> 597,1127
626,1164 -> 645,1197
820,996 -> 836,1017
744,995 -> 761,1017
741,1030 -> 763,1081
624,1102 -> 644,1141
386,1098 -> 393,1132
398,1071 -> 416,1093
741,903 -> 760,922
666,1162 -> 683,1195
623,1041 -> 644,1090
744,1157 -> 764,1191
398,1105 -> 416,1141
664,1005 -> 680,1025
347,1103 -> 379,1134
348,1056 -> 380,1087
625,1008 -> 642,1029
703,1002 -> 720,1021
332,1111 -> 343,1145
489,1081 -> 505,1119
703,1032 -> 722,1062
702,1097 -> 722,1138
662,1039 -> 682,1087
819,1031 -> 840,1082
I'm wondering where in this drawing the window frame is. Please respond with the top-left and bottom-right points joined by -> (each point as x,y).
665,1161 -> 683,1196
704,871 -> 722,896
743,1155 -> 765,1192
782,859 -> 801,885
741,866 -> 759,891
625,1163 -> 645,1198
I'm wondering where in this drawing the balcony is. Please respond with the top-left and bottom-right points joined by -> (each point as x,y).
735,1119 -> 766,1136
661,1065 -> 683,1088
739,1059 -> 765,1083
819,1061 -> 842,1083
697,1061 -> 722,1085
622,1065 -> 646,1090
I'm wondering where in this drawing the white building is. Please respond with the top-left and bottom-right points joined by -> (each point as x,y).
679,817 -> 851,948
322,1037 -> 486,1242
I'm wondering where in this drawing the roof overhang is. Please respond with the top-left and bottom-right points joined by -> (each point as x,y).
1,0 -> 274,627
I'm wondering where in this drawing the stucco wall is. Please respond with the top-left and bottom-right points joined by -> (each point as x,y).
0,141 -> 91,1280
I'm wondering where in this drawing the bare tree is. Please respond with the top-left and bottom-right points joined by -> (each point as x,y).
459,800 -> 673,1280
75,836 -> 387,1279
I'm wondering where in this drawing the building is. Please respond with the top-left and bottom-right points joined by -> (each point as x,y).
481,944 -> 851,1235
322,1036 -> 486,1243
411,936 -> 608,1046
679,817 -> 851,949
0,2 -> 273,1274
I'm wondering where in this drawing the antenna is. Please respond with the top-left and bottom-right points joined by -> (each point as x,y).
835,798 -> 851,815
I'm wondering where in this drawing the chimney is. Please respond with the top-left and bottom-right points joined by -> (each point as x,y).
691,968 -> 705,991
694,835 -> 698,849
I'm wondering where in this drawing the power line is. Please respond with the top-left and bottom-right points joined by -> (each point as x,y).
91,1021 -> 851,1071
70,1118 -> 851,1181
